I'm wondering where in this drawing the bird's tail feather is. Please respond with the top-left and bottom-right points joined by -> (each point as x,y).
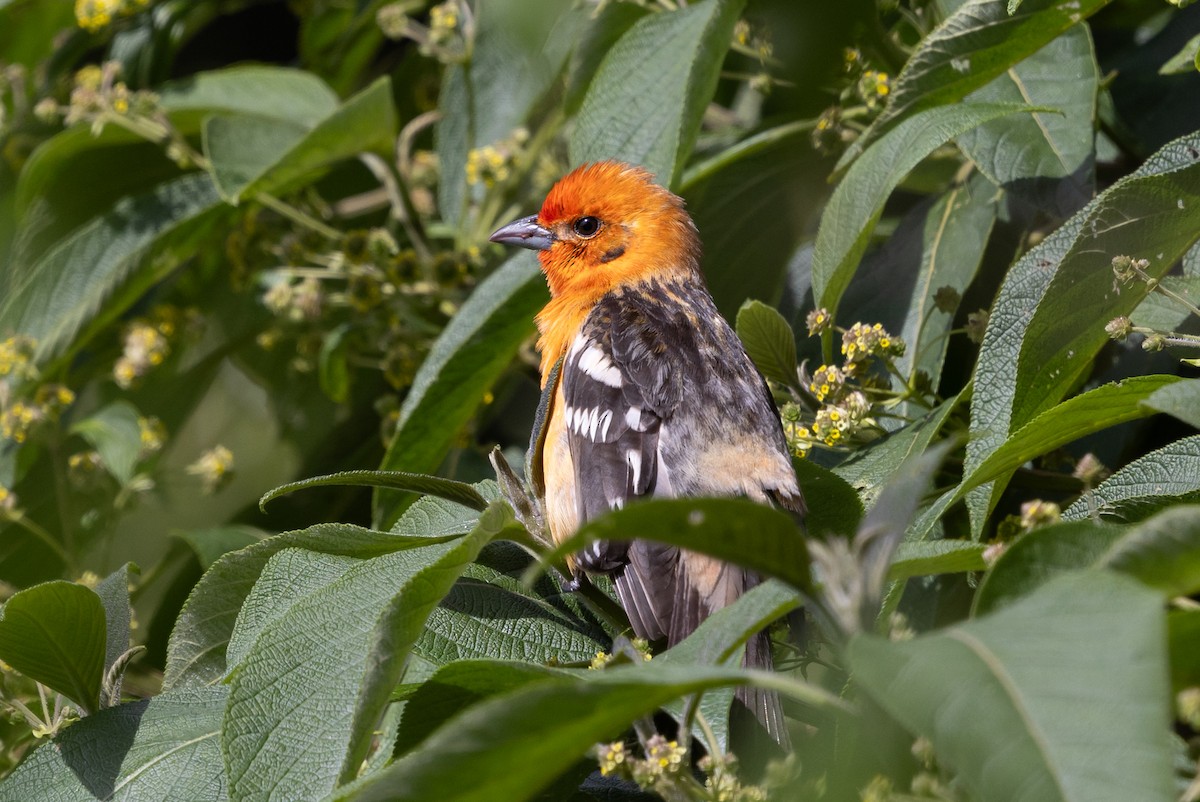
734,630 -> 790,749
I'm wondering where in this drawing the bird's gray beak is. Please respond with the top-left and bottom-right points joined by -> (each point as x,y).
489,215 -> 554,251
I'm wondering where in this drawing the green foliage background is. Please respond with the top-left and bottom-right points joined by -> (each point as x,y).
0,0 -> 1199,799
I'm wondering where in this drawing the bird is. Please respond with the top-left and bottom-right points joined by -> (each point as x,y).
490,160 -> 805,745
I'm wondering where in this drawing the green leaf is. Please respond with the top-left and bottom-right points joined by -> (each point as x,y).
1063,435 -> 1200,521
812,102 -> 1037,317
570,0 -> 746,185
889,540 -> 987,580
1142,378 -> 1200,430
792,457 -> 864,538
849,0 -> 1110,157
956,25 -> 1098,214
1159,32 -> 1200,75
0,173 -> 223,365
0,581 -> 106,714
735,300 -> 799,390
973,519 -> 1124,615
393,660 -> 567,756
225,548 -> 361,672
1098,505 -> 1200,597
158,65 -> 340,126
890,174 -> 998,401
374,255 -> 546,529
437,0 -> 581,226
319,324 -> 352,403
163,523 -> 463,689
963,375 -> 1180,496
263,469 -> 488,513
1168,609 -> 1200,692
417,569 -> 606,668
0,686 -> 227,802
1131,276 -> 1200,331
203,76 -> 395,204
335,662 -> 841,802
202,115 -> 310,202
536,497 -> 811,595
223,503 -> 516,800
967,131 -> 1200,530
0,1 -> 76,68
70,400 -> 143,485
682,124 -> 822,317
174,525 -> 266,569
848,571 -> 1174,802
94,564 -> 134,700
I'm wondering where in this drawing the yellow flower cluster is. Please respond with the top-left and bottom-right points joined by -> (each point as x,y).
841,321 -> 903,367
809,364 -> 846,403
75,0 -> 150,33
805,306 -> 832,336
139,416 -> 166,457
597,741 -> 626,776
187,445 -> 235,495
0,336 -> 37,380
0,485 -> 15,514
698,754 -> 768,802
858,69 -> 890,109
113,307 -> 184,389
1,385 -> 73,444
466,128 -> 528,189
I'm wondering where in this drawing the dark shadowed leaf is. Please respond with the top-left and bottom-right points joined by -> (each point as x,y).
0,686 -> 227,802
263,469 -> 488,513
736,300 -> 799,390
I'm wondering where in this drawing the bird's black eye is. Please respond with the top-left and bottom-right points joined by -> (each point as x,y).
572,216 -> 601,238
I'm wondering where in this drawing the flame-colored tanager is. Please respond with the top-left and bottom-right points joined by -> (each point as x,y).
491,161 -> 805,743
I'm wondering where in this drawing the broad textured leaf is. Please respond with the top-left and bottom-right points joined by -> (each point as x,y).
973,520 -> 1124,615
1063,435 -> 1200,521
374,255 -> 546,529
164,524 -> 462,689
967,131 -> 1200,530
393,660 -> 566,756
437,0 -> 581,225
736,300 -> 799,390
792,457 -> 864,538
158,66 -> 339,126
889,540 -> 987,580
846,174 -> 996,411
225,549 -> 361,671
963,375 -> 1180,495
659,580 -> 802,668
205,76 -> 396,203
851,0 -> 1110,156
570,0 -> 746,185
334,662 -> 840,802
70,401 -> 143,486
416,579 -> 606,668
956,25 -> 1097,215
223,504 -> 515,801
0,581 -> 106,713
1098,505 -> 1200,597
263,469 -> 488,513
539,497 -> 810,595
0,173 -> 222,364
10,67 -> 335,273
1142,378 -> 1200,430
0,686 -> 227,802
203,115 -> 309,202
95,564 -> 134,702
848,571 -> 1174,802
812,102 -> 1036,317
1131,276 -> 1200,331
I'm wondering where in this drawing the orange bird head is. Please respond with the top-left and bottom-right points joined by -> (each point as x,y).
490,161 -> 704,376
